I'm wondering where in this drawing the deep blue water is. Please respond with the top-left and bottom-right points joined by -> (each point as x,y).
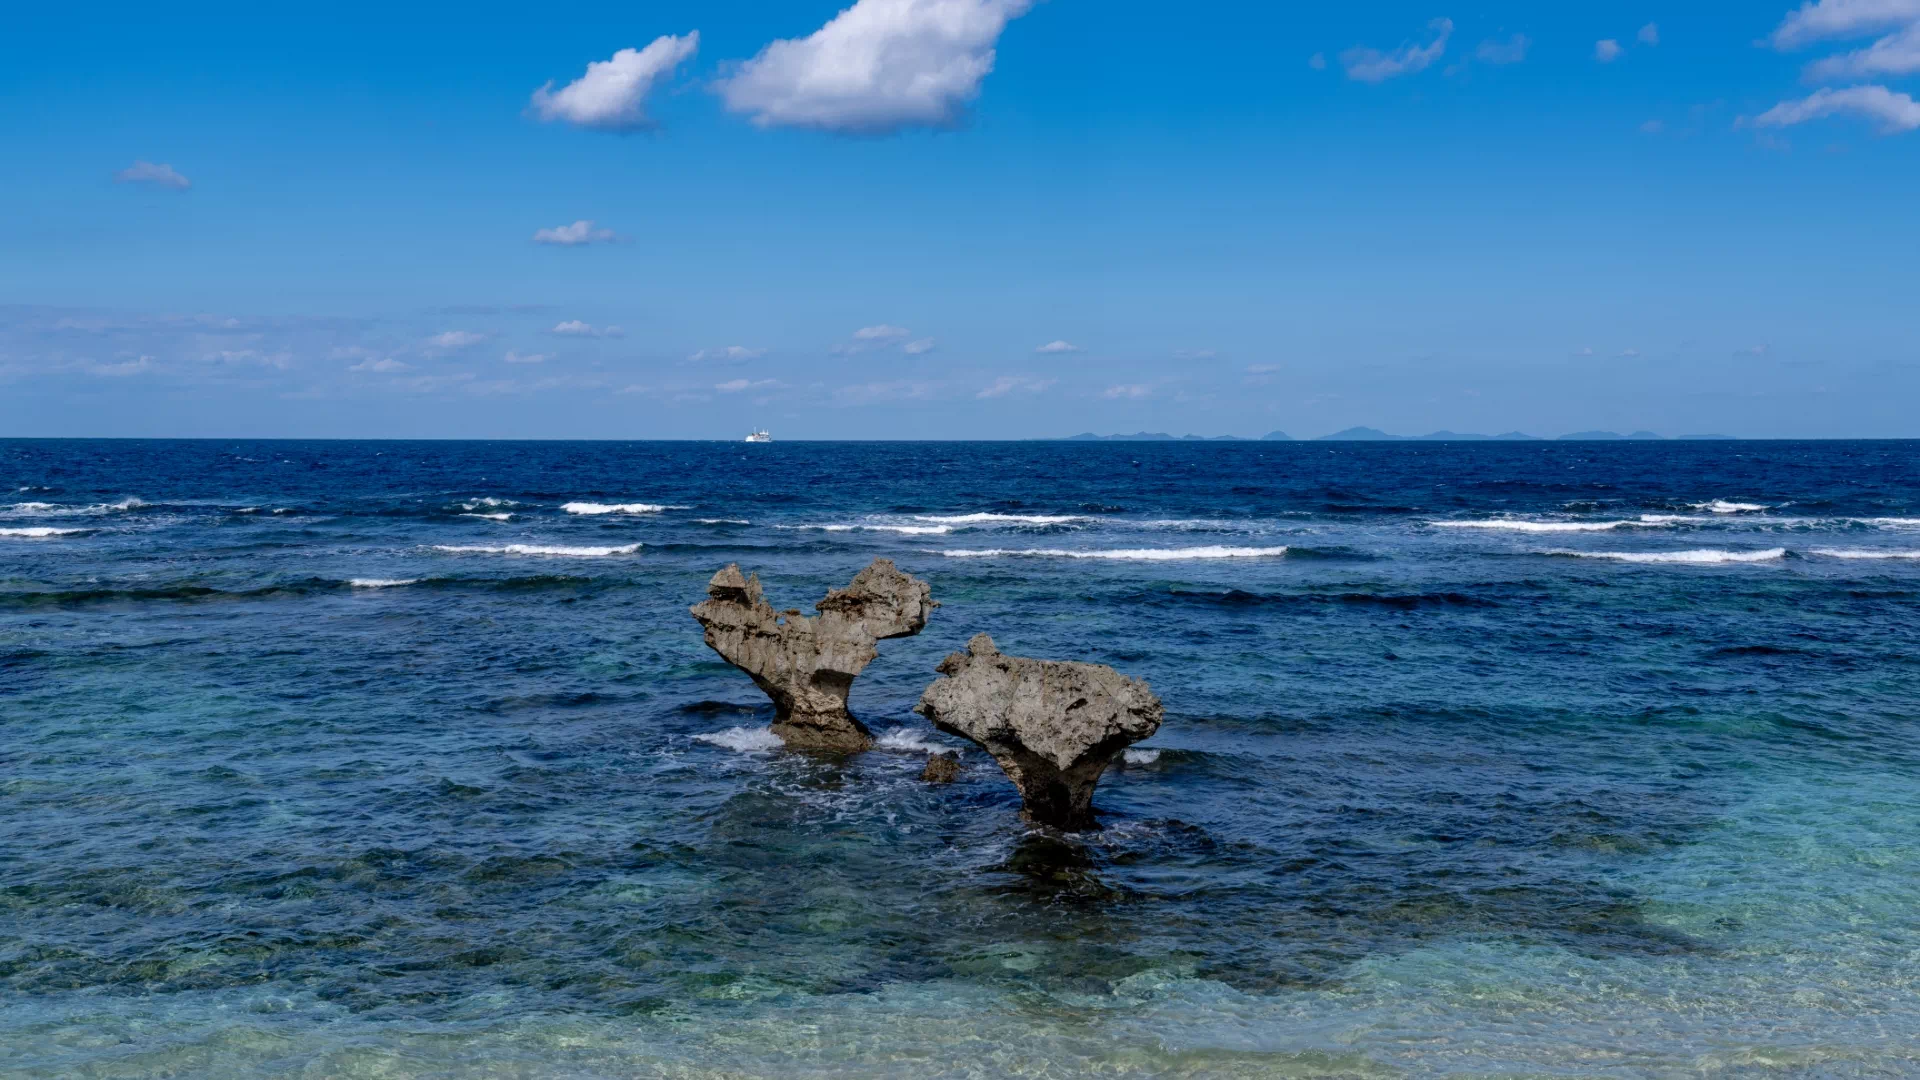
3,438 -> 1919,1077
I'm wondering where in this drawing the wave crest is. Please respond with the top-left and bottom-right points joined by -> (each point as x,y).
1549,547 -> 1787,564
941,546 -> 1289,561
433,543 -> 641,557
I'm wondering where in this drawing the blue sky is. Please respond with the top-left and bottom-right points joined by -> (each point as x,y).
2,0 -> 1916,439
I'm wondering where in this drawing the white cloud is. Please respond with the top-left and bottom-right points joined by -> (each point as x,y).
1640,118 -> 1666,133
84,356 -> 155,377
836,324 -> 914,354
1771,0 -> 1920,49
903,337 -> 938,354
427,330 -> 487,352
532,220 -> 616,245
689,345 -> 766,362
115,161 -> 190,190
835,379 -> 938,404
717,378 -> 782,393
530,33 -> 699,131
1308,52 -> 1327,70
1805,22 -> 1920,78
1034,340 -> 1081,354
504,351 -> 548,364
1175,348 -> 1218,361
1618,347 -> 1642,358
351,357 -> 410,373
1754,84 -> 1920,132
1245,363 -> 1280,374
1100,383 -> 1152,400
550,320 -> 624,338
1475,34 -> 1530,65
1638,23 -> 1661,46
1342,18 -> 1452,83
1595,39 -> 1623,62
717,0 -> 1033,133
976,375 -> 1056,398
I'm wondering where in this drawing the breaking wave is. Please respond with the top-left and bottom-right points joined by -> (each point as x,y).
875,728 -> 950,754
780,523 -> 952,535
1810,548 -> 1920,560
348,578 -> 420,588
912,513 -> 1090,525
693,727 -> 784,753
1431,519 -> 1658,533
1694,500 -> 1768,513
695,518 -> 751,525
1123,748 -> 1162,765
0,527 -> 88,538
941,546 -> 1290,561
1549,547 -> 1788,564
433,543 -> 641,557
561,502 -> 681,515
460,513 -> 513,522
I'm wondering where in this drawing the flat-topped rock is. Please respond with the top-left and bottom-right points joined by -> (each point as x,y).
915,633 -> 1162,829
690,559 -> 935,751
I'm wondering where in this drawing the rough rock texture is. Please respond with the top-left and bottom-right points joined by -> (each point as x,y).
690,559 -> 935,751
920,751 -> 961,784
915,633 -> 1163,829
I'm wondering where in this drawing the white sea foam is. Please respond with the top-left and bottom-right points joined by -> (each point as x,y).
693,726 -> 785,752
1810,548 -> 1920,560
3,499 -> 143,516
1867,518 -> 1920,527
348,578 -> 419,588
1695,500 -> 1768,513
0,527 -> 87,538
459,498 -> 517,510
912,513 -> 1089,525
433,543 -> 641,557
876,728 -> 950,754
562,502 -> 682,515
1123,748 -> 1161,765
460,513 -> 513,521
695,518 -> 751,525
782,524 -> 953,535
1550,547 -> 1787,564
1431,519 -> 1657,533
941,546 -> 1289,560
3,502 -> 58,513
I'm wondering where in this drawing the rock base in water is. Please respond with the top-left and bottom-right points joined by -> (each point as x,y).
915,633 -> 1162,829
690,559 -> 936,752
920,751 -> 961,784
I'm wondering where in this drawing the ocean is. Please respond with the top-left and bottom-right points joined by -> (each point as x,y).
3,438 -> 1918,1078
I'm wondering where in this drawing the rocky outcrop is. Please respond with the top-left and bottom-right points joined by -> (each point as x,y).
690,559 -> 936,751
920,751 -> 961,784
915,634 -> 1162,830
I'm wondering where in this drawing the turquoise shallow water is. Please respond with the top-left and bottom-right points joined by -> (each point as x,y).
3,439 -> 1918,1077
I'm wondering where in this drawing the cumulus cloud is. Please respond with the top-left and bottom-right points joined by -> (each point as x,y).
532,220 -> 617,245
1100,383 -> 1151,400
835,324 -> 916,354
530,33 -> 699,131
1805,22 -> 1920,78
427,330 -> 486,352
115,161 -> 190,190
550,320 -> 624,338
1595,39 -> 1623,62
1034,340 -> 1081,354
976,375 -> 1056,398
903,337 -> 938,354
1638,23 -> 1661,45
1342,18 -> 1452,82
1475,34 -> 1530,65
1753,84 -> 1920,132
717,0 -> 1033,133
689,345 -> 766,362
1771,0 -> 1920,49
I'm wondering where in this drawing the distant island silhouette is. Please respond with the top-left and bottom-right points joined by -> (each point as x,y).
1062,429 -> 1737,442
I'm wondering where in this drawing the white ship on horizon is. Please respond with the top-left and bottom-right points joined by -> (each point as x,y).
744,429 -> 772,443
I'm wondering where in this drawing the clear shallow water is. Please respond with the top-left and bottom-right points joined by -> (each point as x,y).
2,438 -> 1918,1078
